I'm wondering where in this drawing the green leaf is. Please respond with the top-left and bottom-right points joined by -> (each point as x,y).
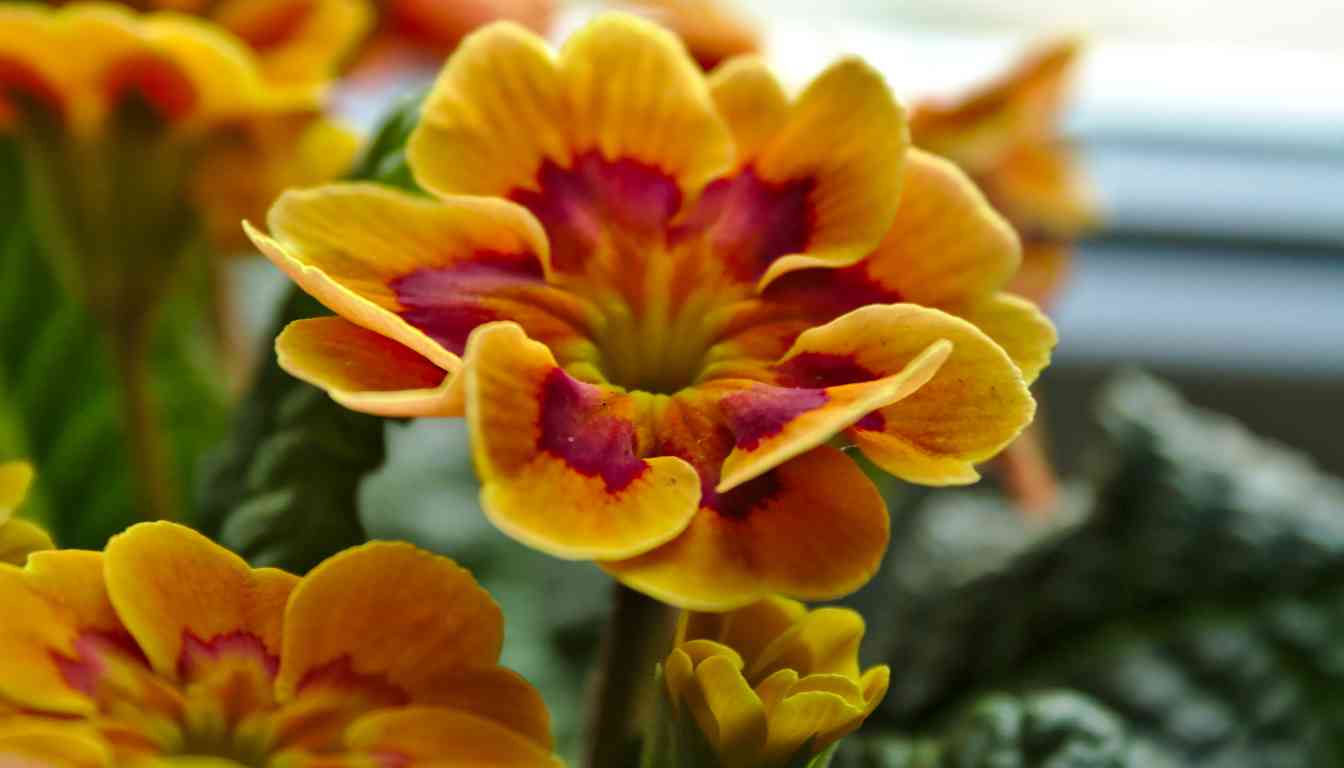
195,93 -> 426,571
845,373 -> 1344,765
0,138 -> 228,548
835,691 -> 1156,768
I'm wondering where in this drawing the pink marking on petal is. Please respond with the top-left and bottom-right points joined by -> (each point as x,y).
0,57 -> 64,121
511,152 -> 682,272
53,632 -> 148,696
296,655 -> 410,706
391,250 -> 544,354
774,352 -> 878,388
103,54 -> 197,122
719,385 -> 829,450
854,411 -> 886,431
765,263 -> 900,318
177,630 -> 280,681
677,168 -> 814,280
538,369 -> 648,492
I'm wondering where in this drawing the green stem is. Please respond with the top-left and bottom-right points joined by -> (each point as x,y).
109,315 -> 176,522
585,583 -> 677,768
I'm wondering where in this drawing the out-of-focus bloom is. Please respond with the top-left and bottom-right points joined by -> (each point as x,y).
0,3 -> 325,321
660,597 -> 887,766
193,113 -> 361,253
911,39 -> 1098,307
624,0 -> 760,70
249,14 -> 1054,609
0,521 -> 560,765
372,0 -> 554,58
43,0 -> 373,87
0,462 -> 54,566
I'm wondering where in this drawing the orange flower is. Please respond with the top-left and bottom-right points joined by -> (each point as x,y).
912,39 -> 1098,307
661,598 -> 886,766
623,0 -> 761,71
0,462 -> 54,566
248,14 -> 1054,609
0,521 -> 560,766
41,0 -> 373,87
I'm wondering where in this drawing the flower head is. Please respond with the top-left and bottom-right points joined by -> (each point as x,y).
911,39 -> 1098,306
0,461 -> 54,566
660,597 -> 886,766
0,521 -> 560,765
249,14 -> 1055,609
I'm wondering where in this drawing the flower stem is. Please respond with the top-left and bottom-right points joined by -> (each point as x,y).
585,583 -> 676,768
996,422 -> 1058,519
109,315 -> 176,522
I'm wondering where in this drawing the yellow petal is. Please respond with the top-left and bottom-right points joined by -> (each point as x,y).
276,316 -> 463,418
0,719 -> 110,767
0,564 -> 94,715
605,445 -> 889,610
951,293 -> 1057,384
707,55 -> 789,161
692,653 -> 768,764
763,689 -> 863,765
417,665 -> 554,749
753,57 -> 907,288
342,707 -> 563,766
749,608 -> 865,683
104,522 -> 296,679
864,149 -> 1020,306
839,304 -> 1035,486
277,542 -> 505,702
465,322 -> 701,561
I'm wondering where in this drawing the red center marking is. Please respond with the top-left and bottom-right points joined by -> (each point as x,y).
391,250 -> 544,355
538,368 -> 647,492
103,54 -> 197,122
719,385 -> 829,450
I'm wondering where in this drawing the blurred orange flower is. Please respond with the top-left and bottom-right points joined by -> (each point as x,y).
623,0 -> 760,70
249,14 -> 1053,610
912,39 -> 1098,307
0,521 -> 560,765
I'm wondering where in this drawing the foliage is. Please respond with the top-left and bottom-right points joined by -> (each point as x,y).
842,373 -> 1344,766
0,139 -> 228,548
194,93 -> 424,572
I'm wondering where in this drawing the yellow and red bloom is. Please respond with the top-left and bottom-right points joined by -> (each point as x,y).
0,461 -> 54,566
248,14 -> 1055,609
911,39 -> 1098,307
660,597 -> 886,766
0,521 -> 560,766
42,0 -> 373,87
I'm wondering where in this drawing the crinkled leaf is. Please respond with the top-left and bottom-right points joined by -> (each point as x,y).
835,691 -> 1159,768
195,94 -> 426,571
845,373 -> 1344,765
0,138 -> 228,548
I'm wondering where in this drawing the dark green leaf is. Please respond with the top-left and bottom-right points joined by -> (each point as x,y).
846,373 -> 1344,765
195,93 -> 426,571
835,691 -> 1155,768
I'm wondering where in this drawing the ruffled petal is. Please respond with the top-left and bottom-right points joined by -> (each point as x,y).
707,56 -> 788,161
0,562 -> 97,715
251,182 -> 585,373
341,707 -> 562,766
857,149 -> 1020,306
748,608 -> 865,682
677,596 -> 805,669
417,665 -> 554,749
276,316 -> 462,418
604,445 -> 888,610
464,322 -> 701,560
705,338 -> 950,491
948,293 -> 1056,383
840,306 -> 1035,485
104,522 -> 296,680
762,687 -> 863,765
276,542 -> 504,702
410,13 -> 731,201
686,57 -> 905,288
